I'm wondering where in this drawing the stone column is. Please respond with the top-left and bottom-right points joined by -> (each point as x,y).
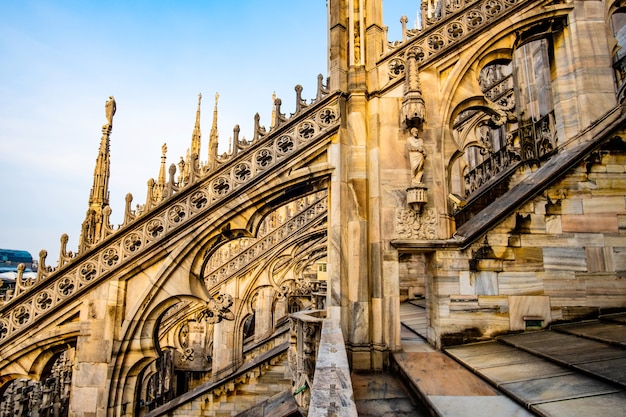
254,287 -> 274,342
211,317 -> 236,379
70,283 -> 118,417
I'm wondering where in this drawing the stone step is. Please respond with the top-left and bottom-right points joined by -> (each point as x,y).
552,319 -> 626,348
499,330 -> 626,388
399,301 -> 428,339
600,312 -> 626,325
209,363 -> 294,417
400,301 -> 626,416
398,301 -> 533,417
233,391 -> 300,417
446,339 -> 626,417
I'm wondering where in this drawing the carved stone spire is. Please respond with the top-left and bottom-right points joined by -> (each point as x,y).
158,143 -> 168,186
191,93 -> 202,157
401,49 -> 426,129
79,101 -> 113,251
151,143 -> 168,203
208,92 -> 219,169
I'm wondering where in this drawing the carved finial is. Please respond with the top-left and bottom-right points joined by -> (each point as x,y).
294,84 -> 308,115
37,250 -> 48,282
58,233 -> 70,267
400,15 -> 409,41
273,97 -> 287,129
101,206 -> 112,239
167,163 -> 177,196
253,113 -> 266,142
123,193 -> 135,226
315,74 -> 329,102
415,8 -> 423,31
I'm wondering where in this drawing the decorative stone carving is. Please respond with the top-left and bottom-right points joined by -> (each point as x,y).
401,50 -> 426,128
202,192 -> 328,292
105,96 -> 116,126
396,207 -> 437,240
196,294 -> 235,324
402,49 -> 428,212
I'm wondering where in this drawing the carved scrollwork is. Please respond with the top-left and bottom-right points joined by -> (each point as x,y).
293,279 -> 314,296
466,9 -> 484,27
485,0 -> 503,16
447,21 -> 464,39
0,93 -> 341,345
386,0 -> 523,76
428,34 -> 445,51
277,283 -> 293,299
396,207 -> 438,240
411,47 -> 426,63
179,322 -> 189,350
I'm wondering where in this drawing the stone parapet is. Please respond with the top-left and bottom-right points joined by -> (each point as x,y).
308,318 -> 358,417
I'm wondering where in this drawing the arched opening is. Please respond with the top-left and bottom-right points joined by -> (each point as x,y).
0,348 -> 74,417
512,37 -> 558,160
451,59 -> 520,202
611,9 -> 626,99
242,313 -> 255,345
136,298 -> 217,414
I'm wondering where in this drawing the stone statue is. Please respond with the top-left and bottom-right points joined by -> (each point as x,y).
407,127 -> 426,185
105,96 -> 116,126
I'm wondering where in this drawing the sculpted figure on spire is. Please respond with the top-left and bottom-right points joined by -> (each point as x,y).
105,96 -> 116,126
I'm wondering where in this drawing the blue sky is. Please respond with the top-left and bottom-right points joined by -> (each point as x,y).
0,1 -> 418,262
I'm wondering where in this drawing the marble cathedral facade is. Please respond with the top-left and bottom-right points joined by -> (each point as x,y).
2,0 -> 626,416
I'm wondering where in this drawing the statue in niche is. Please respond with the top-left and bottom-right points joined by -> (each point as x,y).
407,126 -> 426,185
105,96 -> 116,126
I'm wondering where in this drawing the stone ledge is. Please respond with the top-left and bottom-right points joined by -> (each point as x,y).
308,318 -> 358,417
